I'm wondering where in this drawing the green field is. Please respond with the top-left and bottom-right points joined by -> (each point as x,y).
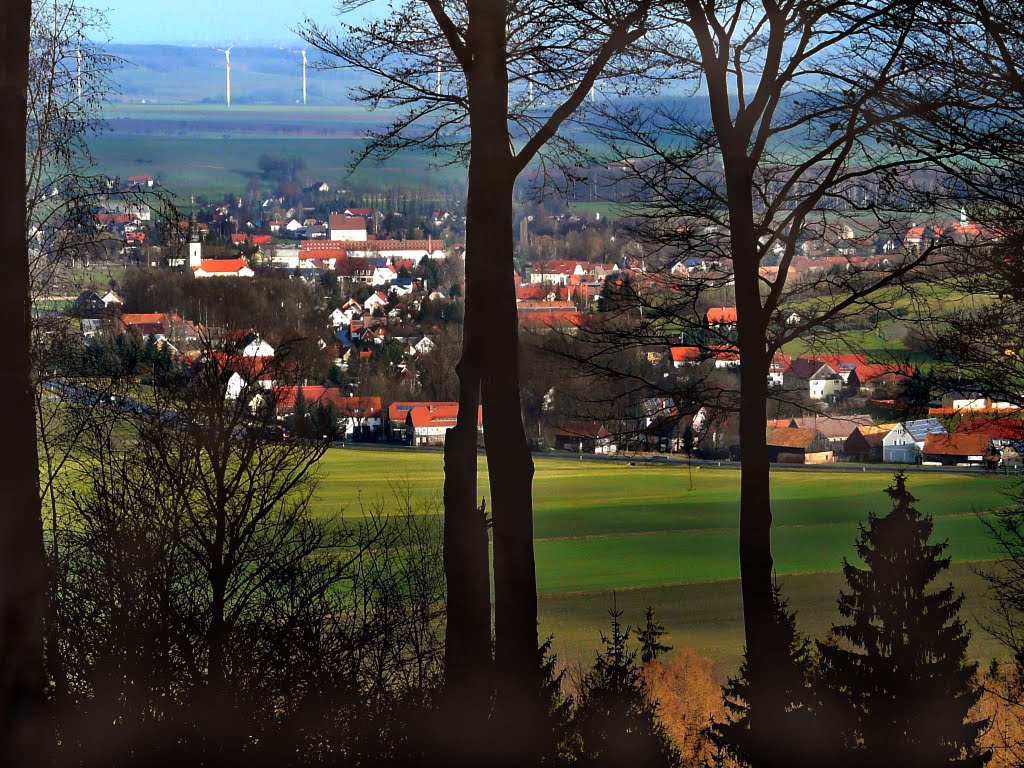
91,104 -> 468,199
315,448 -> 1016,669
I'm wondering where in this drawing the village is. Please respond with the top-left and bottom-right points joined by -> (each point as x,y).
59,176 -> 1024,471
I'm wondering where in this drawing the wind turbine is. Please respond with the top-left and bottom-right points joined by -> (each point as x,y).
301,46 -> 309,105
278,45 -> 310,105
213,44 -> 235,107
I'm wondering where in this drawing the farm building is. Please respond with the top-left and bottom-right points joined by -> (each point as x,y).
843,424 -> 898,462
765,426 -> 832,464
882,418 -> 947,463
921,433 -> 997,466
792,414 -> 874,450
553,422 -> 618,454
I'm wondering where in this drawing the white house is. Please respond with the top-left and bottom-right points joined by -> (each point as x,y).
100,290 -> 124,309
363,291 -> 389,312
529,260 -> 588,285
371,265 -> 398,285
328,213 -> 368,241
193,258 -> 255,278
882,418 -> 947,463
240,335 -> 275,358
285,219 -> 304,233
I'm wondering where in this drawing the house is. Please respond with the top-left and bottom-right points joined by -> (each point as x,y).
765,426 -> 833,464
100,290 -> 124,309
768,354 -> 792,387
274,387 -> 382,440
192,258 -> 255,278
940,392 -> 1018,412
328,213 -> 368,241
882,418 -> 947,463
404,403 -> 477,446
371,265 -> 399,285
668,346 -> 702,368
711,345 -> 741,369
363,291 -> 389,312
552,422 -> 617,454
236,333 -> 275,358
706,307 -> 737,327
336,395 -> 383,440
529,260 -> 588,286
388,400 -> 456,442
71,290 -> 105,317
921,433 -> 996,466
792,414 -> 874,451
783,359 -> 845,401
843,424 -> 897,462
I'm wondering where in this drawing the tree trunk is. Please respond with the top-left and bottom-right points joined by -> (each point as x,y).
441,246 -> 491,718
0,2 -> 46,762
726,150 -> 785,764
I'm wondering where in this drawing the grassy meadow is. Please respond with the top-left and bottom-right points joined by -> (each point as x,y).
315,447 -> 1016,669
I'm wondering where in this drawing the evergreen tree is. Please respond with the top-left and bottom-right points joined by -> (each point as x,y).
572,605 -> 680,768
637,607 -> 671,665
291,387 -> 310,438
817,472 -> 990,767
707,584 -> 823,768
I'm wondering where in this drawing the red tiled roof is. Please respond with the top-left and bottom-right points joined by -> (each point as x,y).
923,433 -> 993,456
389,400 -> 457,422
230,233 -> 248,244
345,208 -> 372,217
706,307 -> 737,324
252,235 -> 272,245
670,346 -> 701,363
329,214 -> 367,231
193,258 -> 250,274
957,416 -> 1024,442
553,421 -> 611,439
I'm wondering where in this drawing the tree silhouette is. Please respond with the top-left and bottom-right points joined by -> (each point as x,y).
1,1 -> 43,762
817,473 -> 990,767
708,584 -> 824,768
572,604 -> 680,768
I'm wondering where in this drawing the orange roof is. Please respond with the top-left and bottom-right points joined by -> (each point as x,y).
121,313 -> 166,326
193,258 -> 250,274
389,400 -> 457,422
706,307 -> 737,324
923,433 -> 993,456
766,426 -> 821,449
670,346 -> 701,363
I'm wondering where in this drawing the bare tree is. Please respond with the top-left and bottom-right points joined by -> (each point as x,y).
302,0 -> 657,749
556,1 -> 977,759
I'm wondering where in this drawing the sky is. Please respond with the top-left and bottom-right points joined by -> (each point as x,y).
99,0 -> 387,45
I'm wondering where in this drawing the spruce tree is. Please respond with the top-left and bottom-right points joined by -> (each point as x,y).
572,605 -> 680,768
638,607 -> 672,665
817,472 -> 990,767
707,584 -> 823,768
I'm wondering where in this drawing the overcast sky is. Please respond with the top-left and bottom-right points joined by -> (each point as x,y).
100,0 -> 384,45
